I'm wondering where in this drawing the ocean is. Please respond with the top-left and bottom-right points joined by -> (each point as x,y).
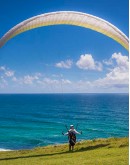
0,93 -> 128,150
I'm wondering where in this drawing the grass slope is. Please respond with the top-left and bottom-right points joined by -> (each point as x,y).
0,137 -> 128,165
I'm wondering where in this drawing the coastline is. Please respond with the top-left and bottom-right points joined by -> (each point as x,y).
0,137 -> 128,165
0,136 -> 128,152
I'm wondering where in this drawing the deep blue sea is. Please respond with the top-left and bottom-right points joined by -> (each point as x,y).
0,93 -> 128,150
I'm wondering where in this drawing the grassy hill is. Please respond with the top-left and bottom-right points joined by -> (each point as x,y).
0,137 -> 128,165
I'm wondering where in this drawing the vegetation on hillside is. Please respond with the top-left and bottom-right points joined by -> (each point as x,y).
0,137 -> 128,165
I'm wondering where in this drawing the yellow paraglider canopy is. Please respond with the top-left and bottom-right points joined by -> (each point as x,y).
0,11 -> 129,51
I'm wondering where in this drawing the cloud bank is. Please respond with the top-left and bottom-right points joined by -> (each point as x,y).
0,53 -> 128,93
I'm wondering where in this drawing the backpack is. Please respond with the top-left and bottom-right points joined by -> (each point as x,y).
68,131 -> 76,146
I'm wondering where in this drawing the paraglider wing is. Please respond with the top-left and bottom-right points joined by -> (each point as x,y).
0,11 -> 129,51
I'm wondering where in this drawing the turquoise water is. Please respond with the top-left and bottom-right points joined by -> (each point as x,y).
0,93 -> 128,150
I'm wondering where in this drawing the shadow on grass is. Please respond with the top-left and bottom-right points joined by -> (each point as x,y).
0,143 -> 109,161
76,143 -> 109,152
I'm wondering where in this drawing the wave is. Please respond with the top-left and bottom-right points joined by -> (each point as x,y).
86,128 -> 105,132
0,148 -> 12,152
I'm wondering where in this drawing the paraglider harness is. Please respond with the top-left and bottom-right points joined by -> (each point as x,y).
63,124 -> 81,146
68,131 -> 76,146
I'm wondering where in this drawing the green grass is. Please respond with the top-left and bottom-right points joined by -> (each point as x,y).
0,137 -> 128,165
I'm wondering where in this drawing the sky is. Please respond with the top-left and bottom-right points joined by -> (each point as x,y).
0,0 -> 129,93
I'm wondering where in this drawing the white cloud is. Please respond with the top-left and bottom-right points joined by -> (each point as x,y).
76,54 -> 102,71
0,76 -> 8,88
61,79 -> 71,84
103,59 -> 113,66
55,60 -> 73,69
43,78 -> 59,85
52,74 -> 63,78
22,75 -> 39,85
12,77 -> 17,82
0,66 -> 6,71
38,78 -> 71,85
36,77 -> 72,93
5,70 -> 15,77
0,66 -> 15,77
0,66 -> 15,88
112,52 -> 129,69
93,53 -> 129,88
12,74 -> 40,85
